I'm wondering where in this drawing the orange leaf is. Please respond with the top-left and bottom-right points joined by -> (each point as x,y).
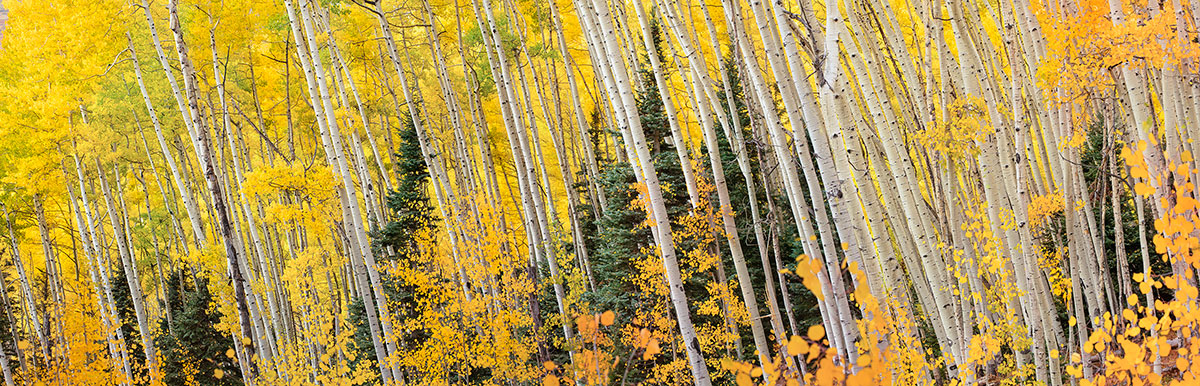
807,325 -> 825,341
643,338 -> 661,360
1134,182 -> 1155,197
786,335 -> 806,356
736,373 -> 752,386
637,328 -> 651,347
600,310 -> 615,326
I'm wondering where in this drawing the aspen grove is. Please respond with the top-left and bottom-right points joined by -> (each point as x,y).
0,0 -> 1199,384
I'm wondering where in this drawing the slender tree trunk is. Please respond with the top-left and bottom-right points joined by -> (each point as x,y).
167,1 -> 258,379
95,164 -> 158,377
579,0 -> 712,382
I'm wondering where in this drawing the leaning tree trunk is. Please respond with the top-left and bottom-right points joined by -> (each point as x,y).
95,163 -> 157,377
1,205 -> 49,363
167,1 -> 258,379
580,0 -> 712,382
139,1 -> 207,248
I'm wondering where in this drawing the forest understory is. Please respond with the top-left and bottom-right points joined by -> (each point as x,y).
0,0 -> 1199,384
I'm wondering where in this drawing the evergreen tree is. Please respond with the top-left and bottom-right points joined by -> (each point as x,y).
583,43 -> 692,309
111,266 -> 147,385
0,271 -> 16,369
358,115 -> 442,381
374,116 -> 436,255
346,298 -> 376,376
156,267 -> 242,386
576,22 -> 702,381
1078,120 -> 1171,298
580,162 -> 647,315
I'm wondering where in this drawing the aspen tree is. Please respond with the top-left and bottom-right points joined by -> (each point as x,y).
281,1 -> 399,381
0,335 -> 10,386
761,0 -> 877,357
70,153 -> 135,386
11,0 -> 1200,383
632,0 -> 777,369
1106,0 -> 1168,218
718,0 -> 864,363
465,0 -> 578,365
1,205 -> 48,363
326,43 -> 387,231
500,3 -> 582,355
580,0 -> 712,382
95,164 -> 158,377
540,56 -> 598,290
0,208 -> 22,385
31,194 -> 66,357
390,1 -> 476,305
210,27 -> 286,369
547,0 -> 608,214
693,0 -> 789,330
166,1 -> 258,378
625,6 -> 701,210
575,0 -> 646,176
139,1 -> 207,247
1109,121 -> 1132,302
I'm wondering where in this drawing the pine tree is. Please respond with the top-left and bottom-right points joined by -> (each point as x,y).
358,115 -> 440,380
583,50 -> 693,309
111,266 -> 147,385
374,116 -> 436,254
346,298 -> 376,382
0,270 -> 16,371
156,267 -> 242,386
577,39 -> 700,381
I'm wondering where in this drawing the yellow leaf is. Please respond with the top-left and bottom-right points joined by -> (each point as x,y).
226,349 -> 236,359
1049,349 -> 1059,359
543,374 -> 561,386
786,335 -> 806,355
1069,316 -> 1077,327
215,369 -> 225,379
807,325 -> 825,341
543,361 -> 557,371
736,372 -> 752,386
1131,166 -> 1149,180
1139,315 -> 1156,329
600,310 -> 615,326
643,339 -> 660,360
1134,183 -> 1155,197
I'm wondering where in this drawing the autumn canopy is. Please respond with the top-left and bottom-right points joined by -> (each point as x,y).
0,0 -> 1198,384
